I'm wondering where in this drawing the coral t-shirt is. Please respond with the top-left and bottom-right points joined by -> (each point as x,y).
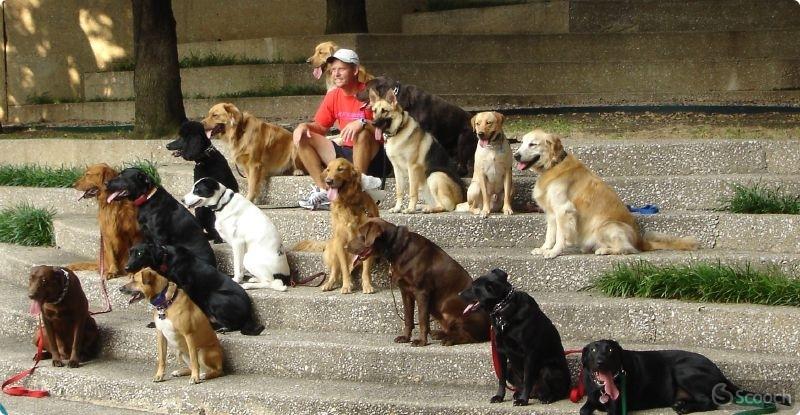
314,82 -> 373,148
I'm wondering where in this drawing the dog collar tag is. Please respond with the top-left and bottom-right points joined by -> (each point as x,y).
599,393 -> 610,404
157,310 -> 166,320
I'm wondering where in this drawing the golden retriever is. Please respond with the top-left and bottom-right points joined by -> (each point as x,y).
513,130 -> 698,258
68,163 -> 142,278
307,41 -> 373,91
369,88 -> 464,213
459,111 -> 514,217
202,102 -> 304,201
319,158 -> 379,294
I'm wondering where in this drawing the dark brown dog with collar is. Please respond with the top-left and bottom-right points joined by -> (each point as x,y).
27,265 -> 100,367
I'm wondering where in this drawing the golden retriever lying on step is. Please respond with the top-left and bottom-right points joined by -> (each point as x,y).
513,130 -> 698,259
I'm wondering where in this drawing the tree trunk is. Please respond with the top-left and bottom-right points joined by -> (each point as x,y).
326,0 -> 368,34
132,0 -> 185,139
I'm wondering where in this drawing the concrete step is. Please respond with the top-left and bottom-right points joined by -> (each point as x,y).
177,31 -> 800,64
0,284 -> 796,395
84,64 -> 314,101
2,138 -> 796,175
402,0 -> 800,35
5,338 -> 779,415
0,395 -> 154,415
10,90 -> 800,124
159,166 -> 800,211
1,241 -> 799,356
82,58 -> 800,100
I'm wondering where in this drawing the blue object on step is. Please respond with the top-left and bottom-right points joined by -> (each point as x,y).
627,204 -> 659,215
0,402 -> 7,415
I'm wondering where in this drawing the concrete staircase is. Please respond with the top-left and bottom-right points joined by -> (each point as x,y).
0,133 -> 798,413
8,0 -> 800,124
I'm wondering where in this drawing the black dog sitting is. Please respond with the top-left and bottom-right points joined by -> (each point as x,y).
106,167 -> 216,268
166,120 -> 239,244
580,339 -> 789,415
124,242 -> 263,336
357,76 -> 475,176
460,268 -> 570,406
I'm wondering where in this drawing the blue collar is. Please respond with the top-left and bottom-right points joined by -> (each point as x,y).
150,285 -> 178,319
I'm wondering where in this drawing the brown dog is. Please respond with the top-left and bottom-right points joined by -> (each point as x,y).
347,218 -> 490,346
68,163 -> 141,278
307,41 -> 373,91
202,103 -> 304,201
28,265 -> 100,367
321,158 -> 379,294
121,268 -> 223,384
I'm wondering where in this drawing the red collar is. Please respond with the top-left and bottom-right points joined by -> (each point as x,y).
133,187 -> 158,207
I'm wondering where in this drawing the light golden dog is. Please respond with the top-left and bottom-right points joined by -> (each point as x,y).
202,102 -> 304,201
458,111 -> 514,217
121,269 -> 223,384
514,129 -> 698,258
369,88 -> 464,213
307,41 -> 373,91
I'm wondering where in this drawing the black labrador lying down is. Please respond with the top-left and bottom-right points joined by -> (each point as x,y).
357,76 -> 475,176
460,269 -> 570,406
106,167 -> 216,268
580,339 -> 790,415
124,242 -> 264,336
166,120 -> 239,244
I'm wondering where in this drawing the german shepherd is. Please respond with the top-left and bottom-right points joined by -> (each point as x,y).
368,88 -> 465,213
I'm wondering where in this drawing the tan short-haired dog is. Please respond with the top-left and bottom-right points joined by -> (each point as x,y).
121,269 -> 223,384
202,102 -> 304,201
514,129 -> 698,258
307,41 -> 373,91
460,111 -> 514,217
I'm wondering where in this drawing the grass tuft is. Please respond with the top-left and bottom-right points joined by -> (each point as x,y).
123,159 -> 161,186
593,260 -> 800,306
195,84 -> 326,99
0,204 -> 55,246
0,165 -> 84,188
721,183 -> 800,214
179,51 -> 268,68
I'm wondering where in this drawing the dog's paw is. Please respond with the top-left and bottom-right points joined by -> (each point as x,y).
480,208 -> 491,218
389,206 -> 402,213
361,285 -> 375,294
292,169 -> 305,176
531,247 -> 548,255
513,399 -> 529,406
673,400 -> 690,414
543,249 -> 562,259
502,206 -> 514,215
200,372 -> 208,380
67,359 -> 80,368
401,208 -> 417,214
490,395 -> 504,404
340,284 -> 353,294
394,335 -> 410,343
190,376 -> 201,384
171,369 -> 190,377
320,282 -> 336,292
153,374 -> 165,382
410,338 -> 428,347
52,359 -> 64,367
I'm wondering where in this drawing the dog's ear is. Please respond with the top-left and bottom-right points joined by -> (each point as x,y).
368,88 -> 381,105
492,112 -> 505,128
385,88 -> 397,106
581,344 -> 591,368
100,164 -> 117,184
222,103 -> 240,125
470,114 -> 478,132
491,268 -> 508,282
363,220 -> 384,247
137,169 -> 153,188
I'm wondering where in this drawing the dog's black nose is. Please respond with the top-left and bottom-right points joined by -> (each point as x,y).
513,153 -> 521,161
325,178 -> 334,185
477,132 -> 485,138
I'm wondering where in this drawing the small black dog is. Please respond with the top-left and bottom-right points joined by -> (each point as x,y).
460,268 -> 570,406
124,242 -> 264,336
166,120 -> 239,244
357,76 -> 475,176
580,339 -> 789,415
106,167 -> 216,268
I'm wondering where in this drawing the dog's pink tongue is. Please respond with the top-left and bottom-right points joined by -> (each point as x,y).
516,162 -> 528,171
374,127 -> 383,141
597,372 -> 620,400
462,301 -> 479,315
327,187 -> 339,201
107,190 -> 122,204
479,139 -> 489,148
313,67 -> 323,80
205,129 -> 212,139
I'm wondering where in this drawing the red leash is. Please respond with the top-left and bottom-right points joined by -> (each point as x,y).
489,330 -> 586,402
89,234 -> 112,316
2,321 -> 49,398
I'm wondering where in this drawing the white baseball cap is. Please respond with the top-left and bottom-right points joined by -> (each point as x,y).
326,48 -> 360,65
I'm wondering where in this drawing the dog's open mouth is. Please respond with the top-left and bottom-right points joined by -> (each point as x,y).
128,291 -> 144,304
207,123 -> 225,138
312,66 -> 324,80
326,185 -> 340,201
78,187 -> 99,200
462,301 -> 482,316
479,138 -> 490,148
351,247 -> 373,268
171,149 -> 183,157
516,155 -> 539,171
106,189 -> 129,203
592,370 -> 621,400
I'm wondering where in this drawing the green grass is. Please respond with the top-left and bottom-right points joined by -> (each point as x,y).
179,51 -> 268,68
0,204 -> 55,246
592,260 -> 800,307
721,183 -> 800,214
26,92 -> 84,105
504,117 -> 574,139
195,84 -> 326,99
0,165 -> 84,187
123,159 -> 161,186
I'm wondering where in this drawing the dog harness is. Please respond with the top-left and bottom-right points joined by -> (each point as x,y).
150,284 -> 178,320
50,268 -> 71,305
133,187 -> 158,207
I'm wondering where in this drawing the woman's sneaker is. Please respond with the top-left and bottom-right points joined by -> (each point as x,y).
298,186 -> 330,210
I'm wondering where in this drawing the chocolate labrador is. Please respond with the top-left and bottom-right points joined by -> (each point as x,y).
347,217 -> 489,346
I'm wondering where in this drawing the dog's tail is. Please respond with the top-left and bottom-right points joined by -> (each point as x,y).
66,261 -> 99,272
240,318 -> 265,336
640,231 -> 699,251
292,240 -> 326,252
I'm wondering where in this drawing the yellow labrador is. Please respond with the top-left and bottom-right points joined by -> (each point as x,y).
307,41 -> 374,91
514,129 -> 697,259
